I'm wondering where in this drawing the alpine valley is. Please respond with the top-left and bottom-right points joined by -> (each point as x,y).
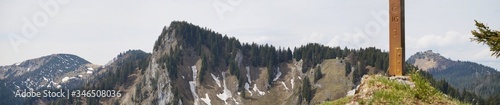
1,21 -> 499,105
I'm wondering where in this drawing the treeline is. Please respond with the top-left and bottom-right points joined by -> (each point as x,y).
293,43 -> 349,73
168,21 -> 396,88
241,43 -> 293,85
292,43 -> 389,84
162,21 -> 393,89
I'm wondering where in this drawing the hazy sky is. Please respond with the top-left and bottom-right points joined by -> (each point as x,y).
1,0 -> 499,70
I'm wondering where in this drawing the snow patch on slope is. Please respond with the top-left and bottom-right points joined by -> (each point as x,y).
244,66 -> 254,96
192,66 -> 197,80
244,83 -> 252,96
43,77 -> 48,82
211,73 -> 221,87
201,93 -> 211,105
62,77 -> 70,83
253,84 -> 265,96
216,72 -> 232,104
189,65 -> 199,105
61,76 -> 77,83
189,82 -> 198,104
280,81 -> 289,90
246,66 -> 251,83
273,67 -> 282,81
232,98 -> 239,105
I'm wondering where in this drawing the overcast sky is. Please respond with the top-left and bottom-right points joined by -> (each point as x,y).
1,0 -> 499,70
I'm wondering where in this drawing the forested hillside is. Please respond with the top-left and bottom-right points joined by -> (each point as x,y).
408,50 -> 500,104
132,21 -> 397,104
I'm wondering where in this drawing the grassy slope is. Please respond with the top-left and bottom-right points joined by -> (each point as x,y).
322,72 -> 467,105
311,59 -> 354,104
243,59 -> 353,105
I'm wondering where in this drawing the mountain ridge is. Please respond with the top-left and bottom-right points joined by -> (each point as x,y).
120,21 -> 393,105
0,53 -> 100,104
0,50 -> 152,104
408,50 -> 500,99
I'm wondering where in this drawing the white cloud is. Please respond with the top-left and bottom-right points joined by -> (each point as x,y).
327,32 -> 371,49
413,31 -> 469,49
1,0 -> 499,71
301,32 -> 326,44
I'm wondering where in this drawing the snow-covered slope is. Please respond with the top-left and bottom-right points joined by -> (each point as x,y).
0,54 -> 98,91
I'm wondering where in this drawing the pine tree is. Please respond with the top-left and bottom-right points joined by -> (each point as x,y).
200,54 -> 208,83
302,76 -> 312,104
471,20 -> 500,58
250,43 -> 259,66
345,62 -> 352,76
314,66 -> 323,83
287,47 -> 293,61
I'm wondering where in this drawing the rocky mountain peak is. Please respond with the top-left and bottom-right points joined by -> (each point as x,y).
153,21 -> 188,53
407,50 -> 455,71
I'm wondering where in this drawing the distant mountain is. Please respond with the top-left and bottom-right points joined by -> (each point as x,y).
407,50 -> 500,98
0,51 -> 151,104
0,54 -> 100,91
0,54 -> 102,104
406,50 -> 456,72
